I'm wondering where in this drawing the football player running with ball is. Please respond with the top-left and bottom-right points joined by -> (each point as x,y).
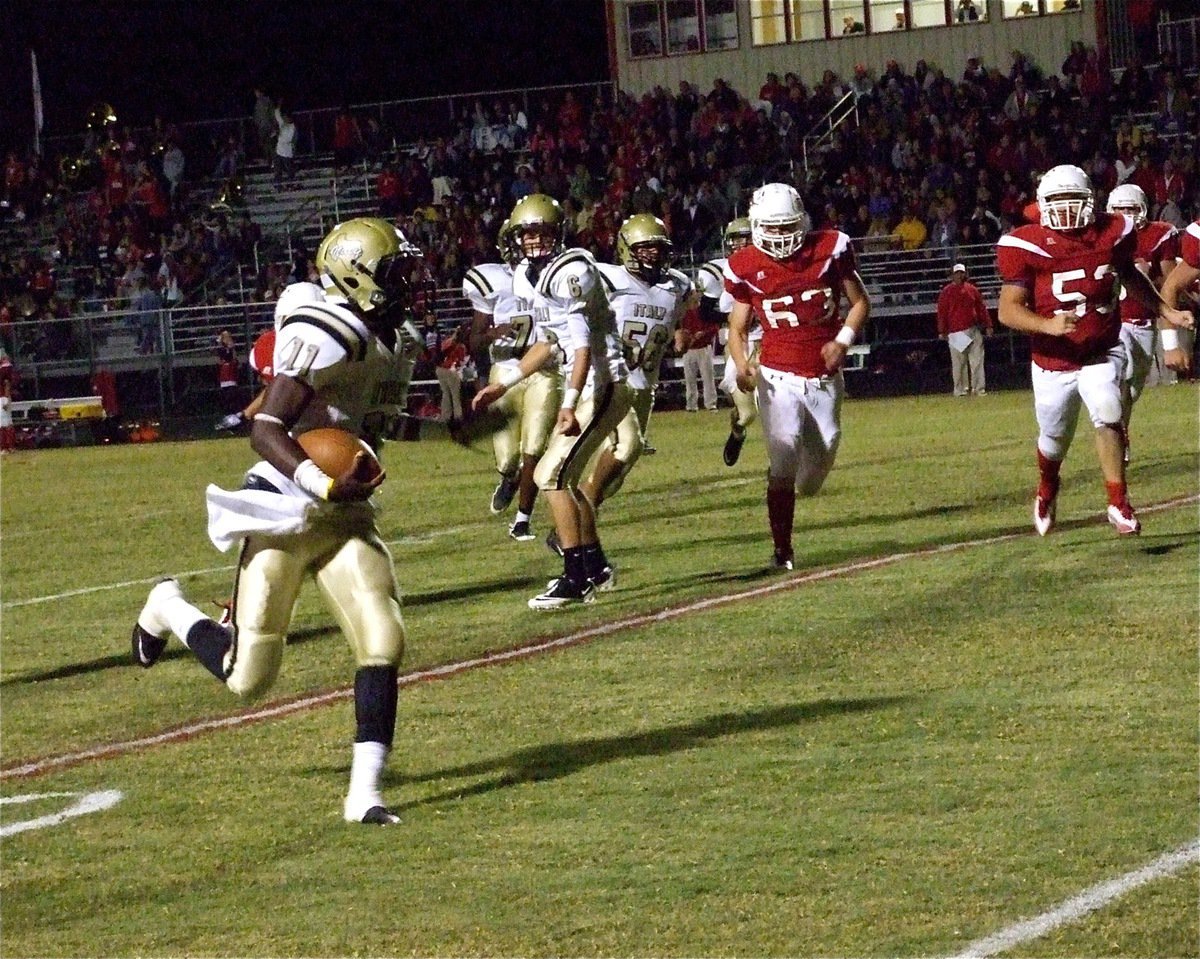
472,194 -> 633,610
131,217 -> 425,825
996,165 -> 1193,536
696,217 -> 758,466
463,219 -> 560,541
724,183 -> 870,570
577,214 -> 693,517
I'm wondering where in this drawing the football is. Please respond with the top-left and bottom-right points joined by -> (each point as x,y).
297,428 -> 382,482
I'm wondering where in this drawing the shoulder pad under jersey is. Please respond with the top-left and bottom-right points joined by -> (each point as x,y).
276,302 -> 371,373
537,248 -> 598,300
462,262 -> 513,312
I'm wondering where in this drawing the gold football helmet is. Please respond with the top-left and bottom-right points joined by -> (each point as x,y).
506,194 -> 565,265
315,217 -> 422,314
616,213 -> 672,282
723,217 -> 752,254
496,218 -> 522,267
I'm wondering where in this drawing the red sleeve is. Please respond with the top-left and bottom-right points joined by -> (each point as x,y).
935,287 -> 950,333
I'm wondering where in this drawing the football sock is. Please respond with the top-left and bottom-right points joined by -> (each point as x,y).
355,665 -> 399,746
1104,481 -> 1129,509
184,621 -> 234,681
582,543 -> 609,579
1036,450 -> 1062,501
563,546 -> 587,586
345,741 -> 390,821
766,486 -> 796,556
160,591 -> 209,644
514,509 -> 531,525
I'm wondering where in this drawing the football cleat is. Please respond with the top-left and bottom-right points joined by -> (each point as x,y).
1107,503 -> 1141,536
545,528 -> 564,557
131,577 -> 182,668
528,577 -> 595,611
1033,494 -> 1056,536
490,474 -> 519,515
772,549 -> 794,571
509,519 -> 535,542
590,564 -> 616,592
643,445 -> 657,455
723,426 -> 746,466
357,805 -> 401,825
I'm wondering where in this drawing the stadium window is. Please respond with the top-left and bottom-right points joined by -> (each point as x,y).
666,0 -> 701,55
703,0 -> 740,50
909,0 -> 950,27
830,0 -> 867,35
750,0 -> 789,45
867,0 -> 910,31
790,0 -> 828,40
627,1 -> 664,58
1047,0 -> 1082,13
1002,0 -> 1041,17
953,0 -> 987,22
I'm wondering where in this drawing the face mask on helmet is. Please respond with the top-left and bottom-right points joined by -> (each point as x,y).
508,194 -> 565,267
316,217 -> 423,315
1037,165 -> 1095,231
1105,184 -> 1148,228
749,184 -> 807,258
617,214 -> 672,282
724,217 -> 752,255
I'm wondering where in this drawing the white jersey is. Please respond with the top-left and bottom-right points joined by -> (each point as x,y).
512,247 -> 627,389
206,297 -> 421,552
272,298 -> 420,437
697,256 -> 762,343
597,263 -> 692,391
462,262 -> 534,369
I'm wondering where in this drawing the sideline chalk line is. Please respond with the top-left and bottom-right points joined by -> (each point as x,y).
4,492 -> 1196,781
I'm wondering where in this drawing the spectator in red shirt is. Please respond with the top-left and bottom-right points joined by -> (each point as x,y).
435,323 -> 468,433
936,263 -> 991,396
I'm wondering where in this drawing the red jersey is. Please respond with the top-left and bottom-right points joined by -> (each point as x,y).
996,212 -> 1135,372
1181,220 -> 1200,270
724,230 -> 859,378
1119,221 -> 1179,325
249,329 -> 276,382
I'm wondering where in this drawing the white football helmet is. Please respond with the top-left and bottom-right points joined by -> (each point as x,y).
273,281 -> 325,326
1105,183 -> 1148,228
749,183 -> 807,259
1037,164 -> 1094,231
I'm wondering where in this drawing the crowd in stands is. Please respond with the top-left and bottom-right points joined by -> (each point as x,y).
1,41 -> 1198,364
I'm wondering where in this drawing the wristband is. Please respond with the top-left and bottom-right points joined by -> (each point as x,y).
835,325 -> 856,347
499,367 -> 524,389
1160,328 -> 1181,351
253,413 -> 285,425
561,388 -> 580,411
293,458 -> 335,500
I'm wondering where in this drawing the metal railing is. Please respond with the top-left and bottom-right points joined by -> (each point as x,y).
1158,15 -> 1199,71
800,91 -> 860,180
5,241 -> 1007,412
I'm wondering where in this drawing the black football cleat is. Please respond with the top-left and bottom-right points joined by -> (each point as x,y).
528,576 -> 595,611
509,519 -> 535,541
131,578 -> 181,668
358,805 -> 401,825
723,426 -> 746,466
590,564 -> 616,592
490,474 -> 519,514
772,549 -> 794,571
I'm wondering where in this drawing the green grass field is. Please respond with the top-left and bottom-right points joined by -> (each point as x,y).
1,383 -> 1196,957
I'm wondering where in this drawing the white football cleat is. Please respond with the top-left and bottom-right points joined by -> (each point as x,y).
528,577 -> 595,611
1033,494 -> 1056,536
1107,503 -> 1141,535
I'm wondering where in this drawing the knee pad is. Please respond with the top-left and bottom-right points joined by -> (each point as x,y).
352,601 -> 406,668
1090,395 -> 1124,428
225,630 -> 285,699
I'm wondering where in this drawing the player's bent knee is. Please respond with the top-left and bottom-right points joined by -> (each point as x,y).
1091,398 -> 1123,427
225,631 -> 285,699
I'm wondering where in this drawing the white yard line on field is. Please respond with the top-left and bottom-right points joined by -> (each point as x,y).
8,494 -> 1199,780
1,525 -> 483,609
946,838 -> 1200,958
